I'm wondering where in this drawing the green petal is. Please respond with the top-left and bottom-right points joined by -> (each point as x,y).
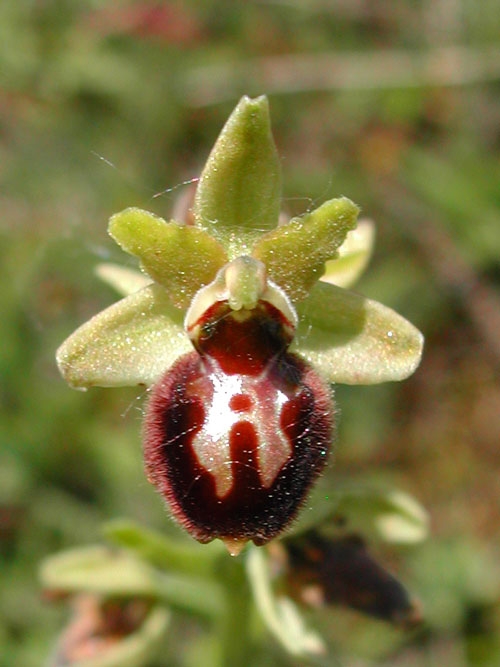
109,208 -> 227,309
252,197 -> 359,302
321,218 -> 375,288
193,95 -> 282,256
294,281 -> 423,384
56,284 -> 191,389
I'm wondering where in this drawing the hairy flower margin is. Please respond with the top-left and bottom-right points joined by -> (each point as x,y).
56,95 -> 423,555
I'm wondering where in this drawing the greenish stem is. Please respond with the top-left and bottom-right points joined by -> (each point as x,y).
216,552 -> 253,667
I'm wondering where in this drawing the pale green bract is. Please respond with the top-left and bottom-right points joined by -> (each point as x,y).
56,95 -> 423,390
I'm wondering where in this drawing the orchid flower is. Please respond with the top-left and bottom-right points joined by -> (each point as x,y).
56,96 -> 423,556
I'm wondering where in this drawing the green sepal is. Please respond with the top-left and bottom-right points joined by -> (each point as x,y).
109,207 -> 227,309
294,281 -> 424,384
56,284 -> 191,389
252,197 -> 359,302
246,546 -> 326,658
193,96 -> 282,255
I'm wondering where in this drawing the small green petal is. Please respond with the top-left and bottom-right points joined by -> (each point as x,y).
294,281 -> 423,384
56,284 -> 190,389
321,218 -> 375,288
95,263 -> 151,296
252,197 -> 359,302
193,95 -> 282,256
109,207 -> 227,309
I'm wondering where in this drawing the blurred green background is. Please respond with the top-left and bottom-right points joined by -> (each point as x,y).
1,1 -> 500,665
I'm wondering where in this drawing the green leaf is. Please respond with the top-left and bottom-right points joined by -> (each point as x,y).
321,218 -> 375,288
193,95 -> 282,256
253,197 -> 359,301
294,281 -> 424,384
103,519 -> 224,578
109,207 -> 227,309
56,284 -> 191,389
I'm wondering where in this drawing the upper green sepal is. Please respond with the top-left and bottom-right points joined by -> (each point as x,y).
193,96 -> 282,255
252,197 -> 360,302
109,207 -> 227,309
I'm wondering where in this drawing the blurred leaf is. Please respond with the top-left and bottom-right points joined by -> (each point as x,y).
291,481 -> 428,545
40,546 -> 163,599
40,546 -> 223,618
331,488 -> 429,544
103,518 -> 224,578
95,264 -> 151,297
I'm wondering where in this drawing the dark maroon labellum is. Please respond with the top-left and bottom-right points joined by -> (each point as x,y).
144,300 -> 334,554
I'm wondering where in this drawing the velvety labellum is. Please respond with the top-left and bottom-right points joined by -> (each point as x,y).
144,301 -> 334,552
